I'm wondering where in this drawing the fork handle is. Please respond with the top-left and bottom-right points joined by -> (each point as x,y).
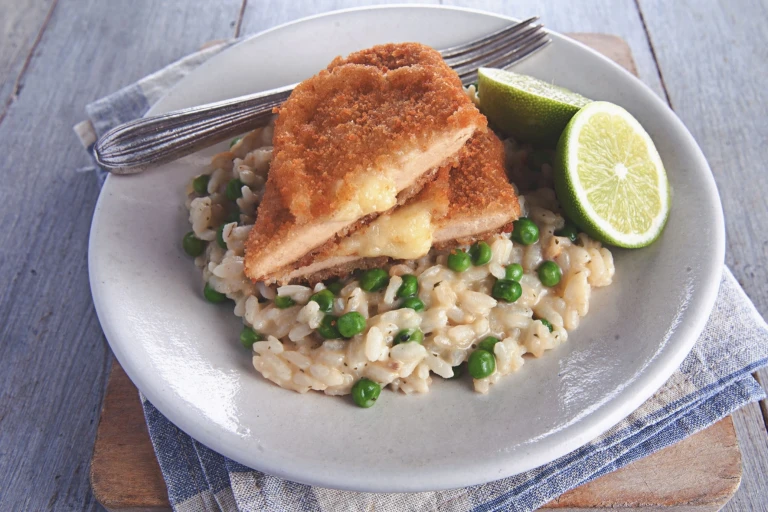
93,84 -> 296,174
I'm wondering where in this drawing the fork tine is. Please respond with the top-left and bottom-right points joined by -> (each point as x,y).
499,37 -> 552,68
458,37 -> 552,85
439,16 -> 539,58
443,23 -> 544,68
452,28 -> 549,77
469,29 -> 549,70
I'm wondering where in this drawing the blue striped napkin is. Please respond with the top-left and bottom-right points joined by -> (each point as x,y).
77,42 -> 768,512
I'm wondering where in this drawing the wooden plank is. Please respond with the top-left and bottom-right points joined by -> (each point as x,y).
239,0 -> 439,36
91,364 -> 168,512
721,403 -> 768,512
92,362 -> 741,512
239,0 -> 663,103
636,0 -> 768,317
546,417 -> 740,511
754,371 -> 768,440
0,0 -> 56,122
0,0 -> 242,510
440,0 -> 666,101
637,1 -> 768,509
566,33 -> 637,75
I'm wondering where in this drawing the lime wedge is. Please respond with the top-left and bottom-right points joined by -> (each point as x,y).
478,68 -> 591,145
554,101 -> 671,248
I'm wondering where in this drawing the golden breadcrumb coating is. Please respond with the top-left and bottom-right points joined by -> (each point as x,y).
251,162 -> 443,276
442,128 -> 520,226
275,129 -> 521,284
270,42 -> 483,221
245,42 -> 485,282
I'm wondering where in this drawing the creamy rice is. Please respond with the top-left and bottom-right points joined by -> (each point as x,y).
185,123 -> 615,396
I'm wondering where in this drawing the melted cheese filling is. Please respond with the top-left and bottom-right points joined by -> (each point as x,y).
338,202 -> 435,259
333,173 -> 398,221
330,126 -> 475,223
251,126 -> 477,280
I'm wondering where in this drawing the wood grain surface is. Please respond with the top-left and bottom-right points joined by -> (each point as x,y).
0,1 -> 766,511
91,364 -> 168,512
92,362 -> 741,512
0,0 -> 55,121
636,2 -> 768,510
0,1 -> 242,510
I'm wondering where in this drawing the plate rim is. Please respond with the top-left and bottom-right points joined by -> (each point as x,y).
89,4 -> 726,492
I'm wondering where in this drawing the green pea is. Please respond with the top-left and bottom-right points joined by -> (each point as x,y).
309,289 -> 334,313
216,225 -> 227,249
400,297 -> 425,312
240,326 -> 263,349
477,336 -> 500,353
229,137 -> 242,149
492,279 -> 522,303
225,178 -> 244,201
396,274 -> 419,298
182,231 -> 206,257
505,263 -> 524,281
317,315 -> 341,339
555,223 -> 579,242
447,249 -> 471,272
539,318 -> 554,332
337,311 -> 366,338
469,241 -> 492,266
538,261 -> 562,287
274,295 -> 295,309
351,378 -> 381,408
359,268 -> 389,292
449,363 -> 465,379
225,206 -> 241,225
325,280 -> 344,296
192,174 -> 210,195
468,350 -> 496,379
393,328 -> 424,345
203,283 -> 227,303
511,218 -> 539,246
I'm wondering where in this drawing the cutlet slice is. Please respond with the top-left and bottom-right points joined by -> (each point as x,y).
276,129 -> 520,284
244,43 -> 486,283
277,165 -> 452,284
432,129 -> 520,246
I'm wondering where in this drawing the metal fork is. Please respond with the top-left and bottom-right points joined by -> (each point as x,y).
95,17 -> 550,174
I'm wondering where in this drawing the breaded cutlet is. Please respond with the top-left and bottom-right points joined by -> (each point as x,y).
244,43 -> 486,283
432,128 -> 520,246
275,129 -> 520,284
277,164 -> 452,284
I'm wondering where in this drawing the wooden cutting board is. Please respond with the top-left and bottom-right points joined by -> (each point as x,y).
89,34 -> 742,511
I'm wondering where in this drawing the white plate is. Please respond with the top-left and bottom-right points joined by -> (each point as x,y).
89,5 -> 724,492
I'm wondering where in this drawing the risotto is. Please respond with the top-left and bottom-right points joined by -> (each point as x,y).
183,121 -> 615,397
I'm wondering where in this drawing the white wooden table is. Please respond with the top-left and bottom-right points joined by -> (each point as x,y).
1,1 -> 766,510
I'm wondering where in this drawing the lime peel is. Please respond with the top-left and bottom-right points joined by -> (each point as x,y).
554,101 -> 670,248
478,68 -> 591,145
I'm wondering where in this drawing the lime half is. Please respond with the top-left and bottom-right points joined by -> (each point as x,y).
554,101 -> 671,248
478,68 -> 591,145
